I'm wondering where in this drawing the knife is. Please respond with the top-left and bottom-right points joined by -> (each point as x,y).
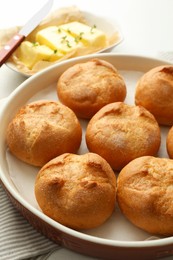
0,0 -> 53,67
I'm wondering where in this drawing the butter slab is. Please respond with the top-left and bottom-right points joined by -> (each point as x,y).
18,41 -> 63,69
36,26 -> 84,54
60,21 -> 107,48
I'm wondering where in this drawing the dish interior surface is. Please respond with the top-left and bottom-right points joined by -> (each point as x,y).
1,54 -> 173,254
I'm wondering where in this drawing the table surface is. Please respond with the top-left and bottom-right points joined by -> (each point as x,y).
1,0 -> 173,259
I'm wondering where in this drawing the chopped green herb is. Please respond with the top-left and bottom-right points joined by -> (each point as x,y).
90,24 -> 97,34
67,29 -> 71,34
66,41 -> 72,48
79,32 -> 84,39
58,28 -> 61,33
32,42 -> 39,46
54,49 -> 58,53
74,32 -> 84,43
61,35 -> 67,43
61,36 -> 72,47
74,37 -> 79,43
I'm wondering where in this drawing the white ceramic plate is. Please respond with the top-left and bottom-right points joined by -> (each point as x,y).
5,11 -> 123,77
1,53 -> 173,260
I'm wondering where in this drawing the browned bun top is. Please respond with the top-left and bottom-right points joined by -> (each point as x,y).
117,156 -> 173,235
35,152 -> 116,230
135,65 -> 173,126
86,102 -> 161,171
6,100 -> 82,166
57,58 -> 126,118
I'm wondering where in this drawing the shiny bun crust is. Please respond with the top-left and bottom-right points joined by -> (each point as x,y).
86,102 -> 161,171
166,126 -> 173,159
57,58 -> 126,118
117,156 -> 173,236
6,100 -> 82,167
35,153 -> 116,230
135,65 -> 173,126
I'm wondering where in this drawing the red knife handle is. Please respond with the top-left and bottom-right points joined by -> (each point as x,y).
0,33 -> 25,67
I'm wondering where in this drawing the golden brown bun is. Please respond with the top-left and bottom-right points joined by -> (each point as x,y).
117,156 -> 173,236
6,100 -> 82,167
35,152 -> 116,230
86,102 -> 161,171
135,65 -> 173,126
166,126 -> 173,158
57,58 -> 126,118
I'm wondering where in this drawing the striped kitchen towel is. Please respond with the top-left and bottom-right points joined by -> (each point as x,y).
0,184 -> 58,260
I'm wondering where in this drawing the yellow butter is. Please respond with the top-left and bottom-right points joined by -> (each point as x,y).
18,41 -> 63,69
18,22 -> 107,70
60,21 -> 107,48
36,26 -> 84,54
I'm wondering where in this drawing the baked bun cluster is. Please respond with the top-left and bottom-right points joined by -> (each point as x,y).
6,58 -> 173,234
35,153 -> 116,230
135,65 -> 173,126
57,58 -> 126,119
6,100 -> 82,167
86,102 -> 161,171
117,156 -> 173,236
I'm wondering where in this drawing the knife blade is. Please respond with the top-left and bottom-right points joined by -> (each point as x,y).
0,0 -> 53,67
